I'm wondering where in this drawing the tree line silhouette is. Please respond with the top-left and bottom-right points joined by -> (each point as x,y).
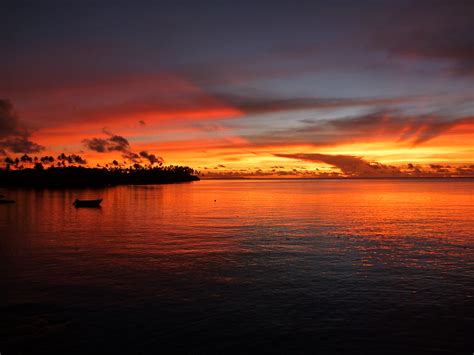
0,154 -> 199,187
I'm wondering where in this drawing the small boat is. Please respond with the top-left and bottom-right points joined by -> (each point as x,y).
0,199 -> 15,204
73,199 -> 103,207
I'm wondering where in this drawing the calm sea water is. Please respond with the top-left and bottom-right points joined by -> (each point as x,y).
1,179 -> 473,354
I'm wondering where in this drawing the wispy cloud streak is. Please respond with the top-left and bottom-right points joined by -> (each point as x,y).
249,111 -> 474,148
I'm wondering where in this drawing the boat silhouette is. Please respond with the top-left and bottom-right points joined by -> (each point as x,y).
73,199 -> 103,208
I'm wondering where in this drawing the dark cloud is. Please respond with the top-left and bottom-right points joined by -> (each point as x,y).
1,136 -> 44,154
139,151 -> 163,165
274,153 -> 405,177
330,111 -> 474,147
106,133 -> 129,152
374,0 -> 474,74
123,151 -> 141,163
408,116 -> 474,146
83,129 -> 139,162
250,110 -> 474,147
273,153 -> 474,178
217,94 -> 414,115
0,99 -> 44,154
83,138 -> 108,153
83,129 -> 131,153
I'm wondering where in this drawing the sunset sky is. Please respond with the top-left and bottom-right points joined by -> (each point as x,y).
1,0 -> 473,177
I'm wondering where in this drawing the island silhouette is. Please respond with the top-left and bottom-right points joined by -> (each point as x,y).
0,154 -> 199,188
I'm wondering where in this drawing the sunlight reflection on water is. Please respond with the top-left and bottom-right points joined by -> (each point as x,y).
1,179 -> 473,354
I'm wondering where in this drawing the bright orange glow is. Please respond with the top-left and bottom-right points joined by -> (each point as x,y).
3,72 -> 473,177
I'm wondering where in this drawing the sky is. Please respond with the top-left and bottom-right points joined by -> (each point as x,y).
1,0 -> 473,177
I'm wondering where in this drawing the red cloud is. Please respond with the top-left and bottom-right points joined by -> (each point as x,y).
12,73 -> 242,132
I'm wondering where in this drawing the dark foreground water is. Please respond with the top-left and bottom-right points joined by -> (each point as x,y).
1,179 -> 473,354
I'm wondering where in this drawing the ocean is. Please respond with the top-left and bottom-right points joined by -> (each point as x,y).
1,179 -> 473,354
